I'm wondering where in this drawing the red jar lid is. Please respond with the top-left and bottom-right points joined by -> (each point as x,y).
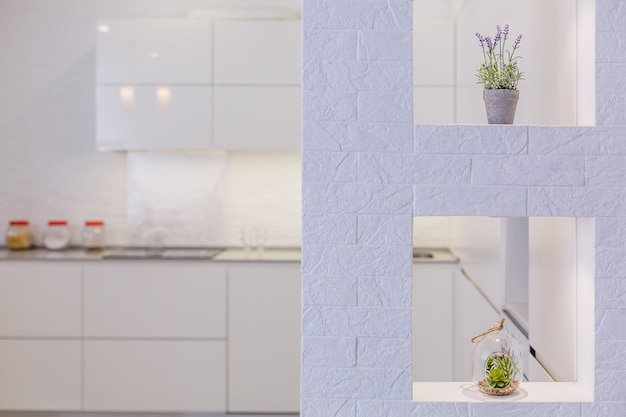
85,220 -> 104,226
48,220 -> 68,226
9,220 -> 29,226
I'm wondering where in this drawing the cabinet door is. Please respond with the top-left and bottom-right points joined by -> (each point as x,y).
0,264 -> 81,337
527,355 -> 555,382
97,19 -> 212,84
84,340 -> 225,411
454,269 -> 501,381
228,263 -> 301,413
96,85 -> 212,150
84,262 -> 226,338
213,86 -> 301,150
213,20 -> 301,85
412,264 -> 455,381
0,340 -> 81,410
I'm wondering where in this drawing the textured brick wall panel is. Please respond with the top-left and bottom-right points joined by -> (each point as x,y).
301,0 -> 626,415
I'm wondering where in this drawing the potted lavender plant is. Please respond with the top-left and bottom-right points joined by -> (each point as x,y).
475,24 -> 523,124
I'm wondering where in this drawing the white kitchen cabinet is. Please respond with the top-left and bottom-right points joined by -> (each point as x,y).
450,216 -> 503,310
83,261 -> 227,412
228,262 -> 301,413
84,262 -> 226,338
96,17 -> 302,151
0,340 -> 81,410
213,86 -> 301,150
96,85 -> 212,150
213,20 -> 301,85
84,340 -> 226,412
454,268 -> 501,381
0,258 -> 302,413
97,19 -> 213,84
412,263 -> 456,381
0,263 -> 81,337
527,354 -> 555,382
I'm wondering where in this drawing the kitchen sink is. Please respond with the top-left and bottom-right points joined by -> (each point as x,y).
413,250 -> 434,259
102,247 -> 224,259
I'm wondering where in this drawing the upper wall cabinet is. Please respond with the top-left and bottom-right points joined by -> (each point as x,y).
97,20 -> 213,84
96,14 -> 301,151
213,20 -> 301,85
96,85 -> 213,150
213,86 -> 300,150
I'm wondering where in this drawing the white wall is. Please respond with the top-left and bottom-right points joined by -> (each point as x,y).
413,19 -> 456,124
0,0 -> 302,248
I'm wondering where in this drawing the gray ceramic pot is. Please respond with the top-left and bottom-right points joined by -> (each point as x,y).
483,89 -> 519,124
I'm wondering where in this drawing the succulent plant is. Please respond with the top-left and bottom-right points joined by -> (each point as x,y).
484,350 -> 519,390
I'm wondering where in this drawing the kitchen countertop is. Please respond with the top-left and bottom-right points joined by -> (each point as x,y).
0,246 -> 458,263
213,247 -> 301,262
0,247 -> 104,261
0,247 -> 301,262
413,247 -> 458,263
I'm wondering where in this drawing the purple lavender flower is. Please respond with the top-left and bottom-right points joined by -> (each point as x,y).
475,24 -> 523,89
475,32 -> 485,46
485,36 -> 493,53
494,25 -> 502,44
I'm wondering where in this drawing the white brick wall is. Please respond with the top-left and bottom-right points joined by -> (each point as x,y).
301,0 -> 626,416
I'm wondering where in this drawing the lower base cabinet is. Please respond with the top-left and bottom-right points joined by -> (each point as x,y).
0,259 -> 301,413
0,340 -> 81,410
413,263 -> 501,382
84,340 -> 226,412
228,263 -> 301,413
412,264 -> 455,381
454,269 -> 501,381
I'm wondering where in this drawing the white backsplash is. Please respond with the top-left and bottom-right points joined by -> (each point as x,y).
126,151 -> 302,248
412,216 -> 452,248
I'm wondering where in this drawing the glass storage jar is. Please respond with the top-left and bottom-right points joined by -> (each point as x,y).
472,318 -> 523,396
43,220 -> 71,250
5,220 -> 34,250
82,220 -> 105,250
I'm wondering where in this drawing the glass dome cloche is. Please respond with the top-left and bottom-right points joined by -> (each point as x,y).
471,318 -> 523,396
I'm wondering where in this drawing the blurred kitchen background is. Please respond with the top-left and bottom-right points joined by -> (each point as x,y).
0,0 -> 303,249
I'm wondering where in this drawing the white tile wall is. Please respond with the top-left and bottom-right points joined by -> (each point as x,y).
125,151 -> 302,247
302,1 -> 626,417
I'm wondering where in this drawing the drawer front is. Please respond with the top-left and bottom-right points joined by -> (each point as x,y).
84,263 -> 226,338
0,340 -> 81,410
0,264 -> 81,337
84,340 -> 226,411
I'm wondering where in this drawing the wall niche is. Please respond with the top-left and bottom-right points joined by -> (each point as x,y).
413,0 -> 595,126
412,216 -> 594,403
